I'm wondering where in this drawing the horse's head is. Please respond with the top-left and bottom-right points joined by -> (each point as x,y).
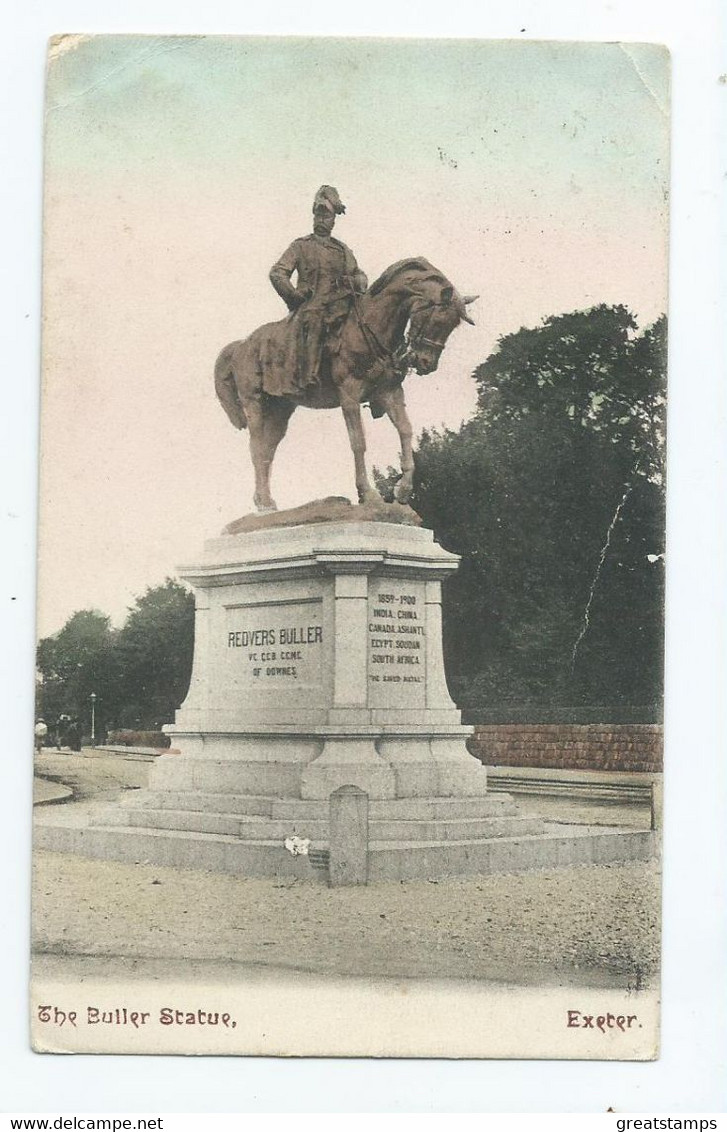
406,283 -> 478,375
367,258 -> 479,376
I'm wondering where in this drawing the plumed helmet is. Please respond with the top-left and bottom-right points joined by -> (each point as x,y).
313,185 -> 346,215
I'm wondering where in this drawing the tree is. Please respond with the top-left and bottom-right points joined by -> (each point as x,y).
36,609 -> 118,729
114,579 -> 195,729
377,305 -> 666,714
37,580 -> 196,735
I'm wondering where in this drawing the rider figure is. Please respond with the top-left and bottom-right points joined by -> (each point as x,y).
269,186 -> 368,389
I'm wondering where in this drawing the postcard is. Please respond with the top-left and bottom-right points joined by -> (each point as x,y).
32,35 -> 668,1058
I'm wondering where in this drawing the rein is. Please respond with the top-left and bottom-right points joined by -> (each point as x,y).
346,282 -> 450,379
346,279 -> 410,379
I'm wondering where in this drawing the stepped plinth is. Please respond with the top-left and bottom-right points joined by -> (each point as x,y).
34,505 -> 656,880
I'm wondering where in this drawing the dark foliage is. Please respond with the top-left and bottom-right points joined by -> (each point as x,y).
36,580 -> 195,735
114,580 -> 195,729
35,610 -> 118,732
377,305 -> 666,713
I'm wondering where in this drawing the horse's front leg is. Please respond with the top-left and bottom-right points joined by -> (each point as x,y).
339,381 -> 381,504
377,384 -> 415,503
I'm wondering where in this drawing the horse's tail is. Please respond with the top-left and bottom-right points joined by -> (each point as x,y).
214,343 -> 247,430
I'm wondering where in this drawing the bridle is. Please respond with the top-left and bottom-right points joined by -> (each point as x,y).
406,300 -> 453,353
345,281 -> 454,378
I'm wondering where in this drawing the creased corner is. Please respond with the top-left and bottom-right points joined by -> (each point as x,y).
48,34 -> 89,62
618,44 -> 669,120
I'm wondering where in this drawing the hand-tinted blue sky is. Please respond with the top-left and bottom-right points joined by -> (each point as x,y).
47,37 -> 668,212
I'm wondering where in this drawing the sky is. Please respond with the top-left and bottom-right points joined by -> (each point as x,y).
38,36 -> 670,635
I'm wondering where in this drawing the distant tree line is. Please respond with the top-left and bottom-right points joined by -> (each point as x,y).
36,580 -> 194,736
37,304 -> 666,733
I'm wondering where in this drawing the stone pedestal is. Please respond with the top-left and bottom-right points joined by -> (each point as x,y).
154,517 -> 485,802
35,507 -> 655,882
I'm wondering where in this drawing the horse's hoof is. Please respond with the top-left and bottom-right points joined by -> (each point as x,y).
254,498 -> 278,514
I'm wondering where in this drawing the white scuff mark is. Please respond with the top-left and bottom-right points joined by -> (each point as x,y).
618,44 -> 669,120
49,34 -> 90,62
47,37 -> 203,113
284,836 -> 311,856
570,484 -> 633,672
646,553 -> 664,564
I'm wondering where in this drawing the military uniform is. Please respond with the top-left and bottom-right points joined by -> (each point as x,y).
269,187 -> 367,388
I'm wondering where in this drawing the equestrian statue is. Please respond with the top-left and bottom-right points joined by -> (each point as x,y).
215,185 -> 477,512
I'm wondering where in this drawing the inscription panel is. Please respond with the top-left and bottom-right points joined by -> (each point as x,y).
224,598 -> 323,688
367,579 -> 426,708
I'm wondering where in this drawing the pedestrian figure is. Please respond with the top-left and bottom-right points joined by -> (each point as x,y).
66,717 -> 82,752
56,713 -> 70,750
34,718 -> 48,753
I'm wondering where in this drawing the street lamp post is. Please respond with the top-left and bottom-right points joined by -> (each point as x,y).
90,692 -> 97,747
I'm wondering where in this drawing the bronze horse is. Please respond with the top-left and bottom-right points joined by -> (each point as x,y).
215,257 -> 477,511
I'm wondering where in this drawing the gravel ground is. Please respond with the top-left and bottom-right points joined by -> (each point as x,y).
32,748 -> 661,989
32,849 -> 660,989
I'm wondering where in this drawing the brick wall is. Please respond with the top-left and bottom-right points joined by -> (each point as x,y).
467,724 -> 663,774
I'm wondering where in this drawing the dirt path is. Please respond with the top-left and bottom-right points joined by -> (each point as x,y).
32,849 -> 660,989
33,777 -> 73,805
34,749 -> 151,800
